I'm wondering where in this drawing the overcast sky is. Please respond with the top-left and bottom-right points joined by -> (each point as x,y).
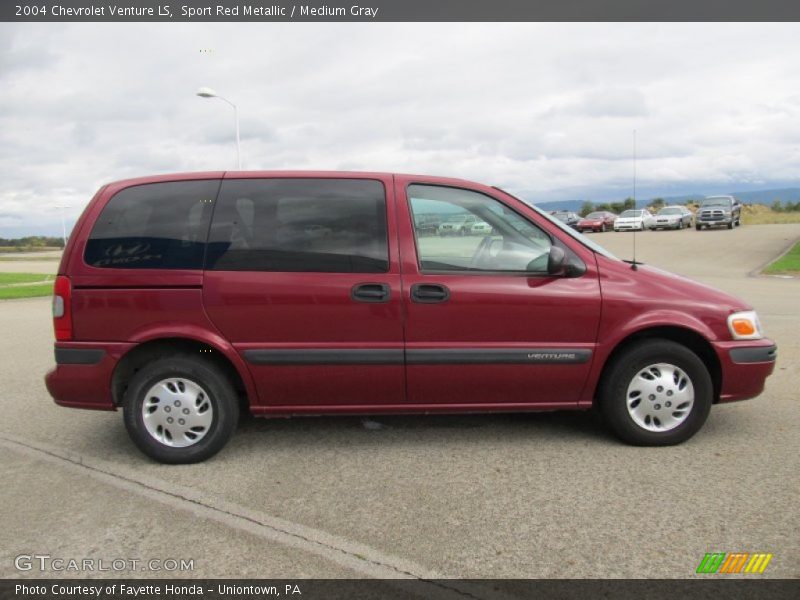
1,22 -> 800,236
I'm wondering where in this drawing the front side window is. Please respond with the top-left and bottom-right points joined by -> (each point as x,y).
206,178 -> 388,273
408,184 -> 552,273
85,180 -> 219,269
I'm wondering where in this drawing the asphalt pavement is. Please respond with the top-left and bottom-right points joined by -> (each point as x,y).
1,224 -> 798,581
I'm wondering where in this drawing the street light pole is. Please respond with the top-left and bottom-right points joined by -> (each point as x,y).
196,87 -> 241,169
55,205 -> 68,247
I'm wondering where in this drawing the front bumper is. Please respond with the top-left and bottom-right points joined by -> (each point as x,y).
653,220 -> 679,229
698,216 -> 733,226
713,339 -> 777,403
45,342 -> 133,411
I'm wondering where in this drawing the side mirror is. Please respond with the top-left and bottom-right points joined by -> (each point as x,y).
547,246 -> 566,275
546,245 -> 587,278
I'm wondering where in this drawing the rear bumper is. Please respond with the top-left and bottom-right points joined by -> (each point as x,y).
713,339 -> 777,403
45,342 -> 132,411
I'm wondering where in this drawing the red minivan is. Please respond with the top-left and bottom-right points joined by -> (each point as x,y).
45,172 -> 777,463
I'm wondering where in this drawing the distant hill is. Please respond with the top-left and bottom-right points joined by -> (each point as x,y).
535,188 -> 800,211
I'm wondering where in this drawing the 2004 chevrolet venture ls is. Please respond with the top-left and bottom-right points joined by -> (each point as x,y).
46,171 -> 777,463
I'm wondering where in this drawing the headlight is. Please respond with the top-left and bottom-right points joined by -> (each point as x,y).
727,310 -> 763,340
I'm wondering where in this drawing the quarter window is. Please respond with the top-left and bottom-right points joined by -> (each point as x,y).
84,180 -> 219,269
206,179 -> 389,273
408,184 -> 552,273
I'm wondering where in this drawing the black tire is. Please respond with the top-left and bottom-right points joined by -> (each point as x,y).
598,339 -> 712,446
695,224 -> 702,231
727,221 -> 733,230
123,356 -> 239,463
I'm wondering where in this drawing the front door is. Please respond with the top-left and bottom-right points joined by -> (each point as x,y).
396,177 -> 602,409
202,175 -> 405,410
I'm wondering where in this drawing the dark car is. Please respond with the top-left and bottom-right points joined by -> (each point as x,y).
46,171 -> 776,463
577,211 -> 617,233
550,210 -> 580,229
696,196 -> 741,230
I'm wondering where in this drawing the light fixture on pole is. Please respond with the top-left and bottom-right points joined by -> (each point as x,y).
196,87 -> 241,169
55,205 -> 69,247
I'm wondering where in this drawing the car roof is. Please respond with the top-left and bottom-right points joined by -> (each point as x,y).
100,170 -> 486,189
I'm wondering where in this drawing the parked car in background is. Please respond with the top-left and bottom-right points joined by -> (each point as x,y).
438,214 -> 477,236
696,196 -> 741,230
414,214 -> 440,236
46,171 -> 776,463
578,211 -> 617,233
613,209 -> 655,232
470,220 -> 494,235
550,210 -> 581,229
654,206 -> 694,230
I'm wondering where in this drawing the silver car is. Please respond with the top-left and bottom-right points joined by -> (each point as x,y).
653,206 -> 694,230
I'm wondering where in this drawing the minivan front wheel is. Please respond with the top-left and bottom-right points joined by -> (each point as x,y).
599,340 -> 712,445
123,356 -> 239,463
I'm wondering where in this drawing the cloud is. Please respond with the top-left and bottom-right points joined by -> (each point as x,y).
1,22 -> 800,234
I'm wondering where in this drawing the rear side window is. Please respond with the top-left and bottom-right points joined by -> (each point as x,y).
85,180 -> 219,269
206,179 -> 388,273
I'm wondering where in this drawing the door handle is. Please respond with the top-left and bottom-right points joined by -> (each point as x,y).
351,283 -> 390,303
411,283 -> 450,303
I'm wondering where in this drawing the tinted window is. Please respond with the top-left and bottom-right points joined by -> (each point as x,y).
85,180 -> 219,269
206,179 -> 388,273
408,184 -> 552,273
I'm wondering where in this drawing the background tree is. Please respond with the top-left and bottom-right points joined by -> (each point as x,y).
579,201 -> 594,217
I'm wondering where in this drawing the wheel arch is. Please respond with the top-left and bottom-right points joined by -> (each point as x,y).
111,337 -> 253,411
594,326 -> 722,405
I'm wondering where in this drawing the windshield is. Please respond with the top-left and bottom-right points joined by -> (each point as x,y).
702,197 -> 732,208
658,207 -> 681,215
585,212 -> 605,219
620,210 -> 641,218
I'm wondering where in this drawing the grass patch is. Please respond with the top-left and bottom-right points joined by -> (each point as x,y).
763,241 -> 800,275
0,273 -> 55,299
741,206 -> 800,225
0,283 -> 54,299
0,273 -> 55,285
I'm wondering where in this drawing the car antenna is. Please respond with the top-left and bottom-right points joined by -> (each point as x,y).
631,129 -> 639,270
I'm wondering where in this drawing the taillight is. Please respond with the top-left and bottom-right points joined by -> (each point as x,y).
53,275 -> 73,341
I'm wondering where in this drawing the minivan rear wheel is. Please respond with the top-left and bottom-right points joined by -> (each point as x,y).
122,356 -> 239,463
599,340 -> 712,445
